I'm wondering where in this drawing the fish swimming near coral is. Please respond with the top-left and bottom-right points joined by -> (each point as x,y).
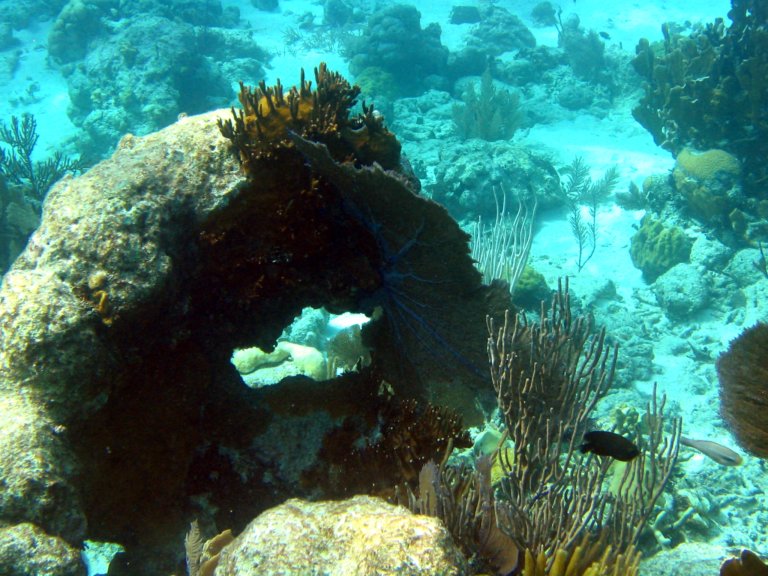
680,436 -> 743,466
580,430 -> 640,461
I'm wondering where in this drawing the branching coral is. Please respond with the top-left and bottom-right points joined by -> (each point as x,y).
486,281 -> 680,573
217,63 -> 401,171
452,69 -> 522,141
401,281 -> 680,575
0,113 -> 82,205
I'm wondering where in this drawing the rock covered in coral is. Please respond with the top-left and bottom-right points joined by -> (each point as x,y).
234,341 -> 326,386
347,4 -> 448,95
429,139 -> 560,221
0,66 -> 507,573
651,262 -> 711,319
0,522 -> 84,576
463,5 -> 535,58
215,496 -> 469,576
672,148 -> 744,232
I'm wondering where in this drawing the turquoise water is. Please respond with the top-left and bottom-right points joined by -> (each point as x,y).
1,1 -> 765,575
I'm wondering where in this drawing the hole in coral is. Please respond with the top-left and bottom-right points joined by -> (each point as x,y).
230,307 -> 371,387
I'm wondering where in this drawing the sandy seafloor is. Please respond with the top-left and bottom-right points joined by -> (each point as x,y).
2,0 -> 767,574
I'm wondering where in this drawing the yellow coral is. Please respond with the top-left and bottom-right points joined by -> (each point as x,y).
675,148 -> 740,180
218,63 -> 401,171
521,544 -> 640,576
672,148 -> 741,225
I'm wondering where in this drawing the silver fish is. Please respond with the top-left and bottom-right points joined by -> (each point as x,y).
680,437 -> 742,466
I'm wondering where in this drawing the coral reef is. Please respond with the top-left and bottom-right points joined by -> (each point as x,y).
0,0 -> 65,29
629,215 -> 692,282
0,64 -> 508,573
53,5 -> 267,158
452,69 -> 522,141
347,4 -> 449,95
429,139 -> 560,221
49,0 -> 238,63
717,322 -> 768,459
632,2 -> 768,196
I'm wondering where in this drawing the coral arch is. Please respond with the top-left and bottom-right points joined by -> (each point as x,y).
0,66 -> 508,574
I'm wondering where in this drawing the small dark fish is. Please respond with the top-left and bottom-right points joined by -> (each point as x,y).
580,431 -> 640,461
599,31 -> 611,40
680,437 -> 742,466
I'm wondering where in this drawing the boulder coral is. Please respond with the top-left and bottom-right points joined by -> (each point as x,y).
629,215 -> 692,283
672,148 -> 743,232
0,65 -> 507,574
347,4 -> 449,94
215,496 -> 469,576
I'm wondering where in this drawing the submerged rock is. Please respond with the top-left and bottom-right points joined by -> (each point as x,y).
0,94 -> 505,571
216,496 -> 468,576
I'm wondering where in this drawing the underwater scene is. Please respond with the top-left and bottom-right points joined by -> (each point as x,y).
0,0 -> 766,574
